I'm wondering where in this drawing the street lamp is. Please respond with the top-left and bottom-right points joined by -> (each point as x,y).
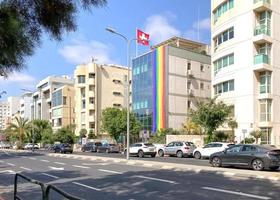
21,88 -> 36,153
106,27 -> 135,160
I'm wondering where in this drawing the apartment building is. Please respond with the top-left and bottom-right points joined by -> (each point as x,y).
20,93 -> 33,120
51,85 -> 75,131
132,36 -> 211,133
0,101 -> 9,130
32,76 -> 74,123
74,62 -> 129,136
211,0 -> 280,145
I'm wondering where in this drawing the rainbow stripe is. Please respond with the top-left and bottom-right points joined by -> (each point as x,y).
152,46 -> 166,132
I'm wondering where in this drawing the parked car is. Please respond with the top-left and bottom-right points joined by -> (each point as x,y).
0,142 -> 12,149
81,142 -> 102,152
193,142 -> 234,159
209,144 -> 280,171
24,143 -> 39,150
96,143 -> 120,153
53,143 -> 73,154
124,143 -> 157,158
158,141 -> 196,158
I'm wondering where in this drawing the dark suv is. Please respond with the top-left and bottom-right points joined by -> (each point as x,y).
53,143 -> 73,154
81,142 -> 102,152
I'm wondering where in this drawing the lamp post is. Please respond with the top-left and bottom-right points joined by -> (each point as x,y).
106,27 -> 134,160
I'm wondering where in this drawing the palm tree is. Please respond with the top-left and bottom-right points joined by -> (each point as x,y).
32,119 -> 52,143
250,130 -> 263,144
228,119 -> 238,142
9,117 -> 30,148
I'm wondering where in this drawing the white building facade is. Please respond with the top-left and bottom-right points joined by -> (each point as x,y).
20,93 -> 33,120
211,0 -> 280,146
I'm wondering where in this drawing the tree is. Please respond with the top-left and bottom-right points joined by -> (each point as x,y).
8,117 -> 31,148
88,130 -> 95,139
149,128 -> 180,144
101,108 -> 142,142
213,131 -> 228,142
41,129 -> 54,145
55,125 -> 75,144
0,0 -> 107,76
250,130 -> 263,144
227,119 -> 238,142
79,128 -> 87,138
182,119 -> 202,135
189,99 -> 232,143
32,119 -> 52,143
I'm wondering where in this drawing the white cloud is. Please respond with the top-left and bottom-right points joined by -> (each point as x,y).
143,14 -> 181,45
184,17 -> 211,42
0,73 -> 36,88
58,39 -> 115,65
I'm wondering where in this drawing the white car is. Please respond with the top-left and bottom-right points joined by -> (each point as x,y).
24,143 -> 39,150
124,143 -> 157,158
193,142 -> 234,159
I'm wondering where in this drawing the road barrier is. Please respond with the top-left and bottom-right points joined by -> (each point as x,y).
14,173 -> 84,200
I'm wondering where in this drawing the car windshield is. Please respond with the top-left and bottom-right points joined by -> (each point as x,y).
144,143 -> 154,147
185,142 -> 194,146
95,143 -> 102,146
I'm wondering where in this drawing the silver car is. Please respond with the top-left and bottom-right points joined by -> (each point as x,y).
158,141 -> 196,158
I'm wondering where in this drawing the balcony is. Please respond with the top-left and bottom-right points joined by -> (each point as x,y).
253,54 -> 271,71
89,115 -> 95,122
253,0 -> 271,12
258,121 -> 272,128
254,25 -> 270,36
88,103 -> 95,110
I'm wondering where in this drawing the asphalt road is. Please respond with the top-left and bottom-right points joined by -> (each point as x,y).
1,150 -> 280,200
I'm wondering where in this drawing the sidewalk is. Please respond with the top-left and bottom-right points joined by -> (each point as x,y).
47,152 -> 280,182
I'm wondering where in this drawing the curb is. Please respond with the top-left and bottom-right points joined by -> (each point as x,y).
47,153 -> 280,182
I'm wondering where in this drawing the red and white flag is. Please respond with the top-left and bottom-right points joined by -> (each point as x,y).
137,29 -> 149,46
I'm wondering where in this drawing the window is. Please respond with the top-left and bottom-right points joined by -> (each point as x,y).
187,62 -> 191,70
89,110 -> 94,116
167,142 -> 174,147
89,97 -> 95,104
187,100 -> 191,109
89,85 -> 95,91
113,91 -> 121,96
82,99 -> 86,109
260,99 -> 271,122
175,142 -> 183,146
200,82 -> 204,90
214,80 -> 234,94
227,146 -> 241,153
77,75 -> 85,83
52,90 -> 62,107
242,146 -> 257,152
63,96 -> 67,105
213,0 -> 234,23
214,27 -> 234,49
187,81 -> 191,89
212,143 -> 223,147
89,73 -> 95,78
200,64 -> 204,72
81,88 -> 85,98
214,53 -> 234,75
259,71 -> 271,94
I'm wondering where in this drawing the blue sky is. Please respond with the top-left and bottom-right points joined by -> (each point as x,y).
0,0 -> 211,100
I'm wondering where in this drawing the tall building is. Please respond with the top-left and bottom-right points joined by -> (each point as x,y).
20,93 -> 33,120
0,101 -> 9,130
211,0 -> 279,145
51,85 -> 75,131
7,96 -> 20,117
74,62 -> 129,136
132,36 -> 211,134
32,76 -> 74,123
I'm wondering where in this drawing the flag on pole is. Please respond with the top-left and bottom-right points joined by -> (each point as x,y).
137,29 -> 149,46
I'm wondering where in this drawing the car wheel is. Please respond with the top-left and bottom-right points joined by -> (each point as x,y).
194,151 -> 201,159
269,166 -> 279,171
252,159 -> 264,171
211,157 -> 222,167
158,149 -> 164,157
138,150 -> 144,158
176,150 -> 183,158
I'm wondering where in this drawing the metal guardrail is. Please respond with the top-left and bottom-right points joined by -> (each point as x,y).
14,173 -> 84,200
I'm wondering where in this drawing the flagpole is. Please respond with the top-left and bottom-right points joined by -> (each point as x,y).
135,28 -> 138,57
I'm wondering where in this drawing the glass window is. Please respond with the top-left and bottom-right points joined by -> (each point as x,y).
89,73 -> 95,78
223,82 -> 229,92
229,80 -> 234,91
223,31 -> 228,42
200,82 -> 204,90
227,146 -> 241,153
260,99 -> 272,122
82,99 -> 86,109
167,142 -> 174,147
63,96 -> 67,105
187,62 -> 191,70
229,27 -> 234,39
229,54 -> 234,65
229,0 -> 234,9
223,56 -> 228,67
242,146 -> 257,152
77,75 -> 85,84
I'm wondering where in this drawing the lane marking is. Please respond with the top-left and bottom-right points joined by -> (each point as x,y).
7,163 -> 15,167
202,187 -> 271,200
72,182 -> 102,191
20,167 -> 32,171
72,165 -> 90,169
48,166 -> 64,171
41,173 -> 59,179
98,169 -> 123,174
40,159 -> 50,163
54,162 -> 65,165
0,160 -> 4,163
29,157 -> 36,160
82,163 -> 109,166
0,170 -> 15,174
134,175 -> 177,184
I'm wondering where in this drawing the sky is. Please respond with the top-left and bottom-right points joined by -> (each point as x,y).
0,0 -> 211,100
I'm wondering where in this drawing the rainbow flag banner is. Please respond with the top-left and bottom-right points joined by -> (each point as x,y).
152,46 -> 166,132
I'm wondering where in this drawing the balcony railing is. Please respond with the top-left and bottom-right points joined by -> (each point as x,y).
254,0 -> 270,4
254,25 -> 271,36
254,54 -> 270,65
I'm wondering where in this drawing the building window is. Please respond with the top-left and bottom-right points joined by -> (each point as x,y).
200,64 -> 204,72
89,97 -> 95,104
89,110 -> 94,116
214,80 -> 234,94
63,96 -> 67,105
89,85 -> 95,91
113,79 -> 121,84
52,90 -> 62,107
260,128 -> 271,145
214,0 -> 234,23
260,71 -> 271,94
200,82 -> 204,90
187,100 -> 191,109
187,62 -> 191,70
260,99 -> 271,122
214,54 -> 234,75
77,75 -> 86,83
113,103 -> 121,107
81,88 -> 85,98
81,99 -> 86,109
113,91 -> 121,96
90,122 -> 95,129
187,81 -> 191,89
214,27 -> 234,50
89,73 -> 95,78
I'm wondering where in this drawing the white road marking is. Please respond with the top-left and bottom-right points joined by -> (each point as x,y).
134,175 -> 177,184
54,162 -> 65,165
98,169 -> 123,174
20,167 -> 32,171
40,159 -> 50,163
72,182 -> 102,191
82,163 -> 109,166
202,187 -> 271,200
48,166 -> 64,171
41,173 -> 59,179
0,170 -> 15,174
29,157 -> 36,160
0,160 -> 4,163
72,165 -> 90,169
7,163 -> 15,166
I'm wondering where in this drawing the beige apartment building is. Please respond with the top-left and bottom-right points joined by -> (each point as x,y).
74,62 -> 129,136
51,85 -> 75,131
211,0 -> 280,146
